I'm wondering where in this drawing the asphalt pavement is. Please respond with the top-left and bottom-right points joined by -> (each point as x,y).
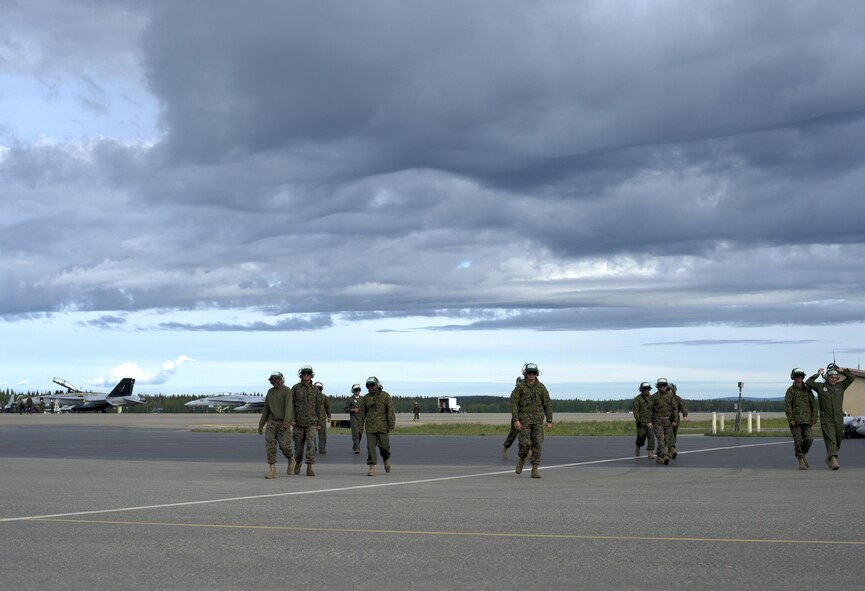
1,420 -> 863,591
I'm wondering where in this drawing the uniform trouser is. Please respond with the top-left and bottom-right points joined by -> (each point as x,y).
349,415 -> 362,450
292,425 -> 318,465
670,423 -> 680,449
820,411 -> 844,459
265,420 -> 293,465
318,419 -> 327,452
635,423 -> 655,450
503,426 -> 519,449
518,423 -> 544,465
413,411 -> 419,420
366,432 -> 391,465
790,424 -> 813,458
653,422 -> 672,458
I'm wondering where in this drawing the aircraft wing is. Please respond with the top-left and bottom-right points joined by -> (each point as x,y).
185,395 -> 263,410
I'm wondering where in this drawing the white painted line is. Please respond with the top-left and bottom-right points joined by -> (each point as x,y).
0,440 -> 790,523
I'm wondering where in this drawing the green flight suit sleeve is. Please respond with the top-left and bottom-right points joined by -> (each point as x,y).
841,368 -> 856,391
805,373 -> 820,390
323,395 -> 331,419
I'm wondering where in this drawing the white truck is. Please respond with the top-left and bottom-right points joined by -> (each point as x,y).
437,396 -> 462,413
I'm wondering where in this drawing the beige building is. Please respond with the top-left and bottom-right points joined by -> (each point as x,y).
843,369 -> 865,416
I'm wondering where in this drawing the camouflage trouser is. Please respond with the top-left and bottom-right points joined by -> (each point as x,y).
503,426 -> 519,449
366,432 -> 391,465
292,425 -> 318,465
518,423 -> 544,465
670,422 -> 680,449
265,420 -> 293,465
790,423 -> 813,459
653,421 -> 672,458
318,418 -> 327,453
635,423 -> 655,451
349,415 -> 362,451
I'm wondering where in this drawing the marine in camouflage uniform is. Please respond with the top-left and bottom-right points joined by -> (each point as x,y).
257,371 -> 295,479
344,384 -> 363,453
668,384 -> 688,458
357,376 -> 395,476
314,382 -> 331,453
650,378 -> 677,465
510,363 -> 553,478
632,382 -> 655,458
785,368 -> 817,470
291,366 -> 325,476
806,366 -> 856,470
502,377 -> 523,459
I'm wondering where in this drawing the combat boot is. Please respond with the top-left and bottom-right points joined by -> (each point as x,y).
530,465 -> 541,479
803,457 -> 809,468
294,459 -> 302,475
670,447 -> 677,459
265,464 -> 276,479
798,457 -> 807,470
384,459 -> 391,473
656,456 -> 664,465
647,450 -> 655,459
306,463 -> 315,477
635,445 -> 640,457
515,456 -> 525,474
829,456 -> 840,470
501,447 -> 508,460
287,457 -> 296,475
367,464 -> 376,477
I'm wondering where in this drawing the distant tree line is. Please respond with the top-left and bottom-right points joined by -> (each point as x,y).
1,390 -> 786,414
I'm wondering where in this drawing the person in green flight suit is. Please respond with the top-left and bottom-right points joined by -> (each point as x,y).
357,376 -> 395,476
806,364 -> 856,470
632,382 -> 655,459
785,368 -> 817,470
344,384 -> 363,453
291,365 -> 325,476
510,363 -> 553,479
257,371 -> 295,479
314,381 -> 331,454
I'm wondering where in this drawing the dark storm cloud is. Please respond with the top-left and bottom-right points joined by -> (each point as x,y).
156,314 -> 333,332
79,314 -> 128,328
2,0 -> 865,332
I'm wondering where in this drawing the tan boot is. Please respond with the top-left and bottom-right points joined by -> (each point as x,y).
530,465 -> 541,479
501,447 -> 508,460
804,457 -> 809,468
635,445 -> 640,457
287,457 -> 296,475
265,464 -> 276,479
515,456 -> 525,474
294,459 -> 302,475
798,457 -> 807,470
367,464 -> 376,477
829,456 -> 840,470
670,447 -> 677,459
647,450 -> 655,459
656,456 -> 664,465
384,459 -> 391,473
306,463 -> 315,477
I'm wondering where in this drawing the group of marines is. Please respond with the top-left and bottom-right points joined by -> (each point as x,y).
632,378 -> 688,464
258,365 -> 395,479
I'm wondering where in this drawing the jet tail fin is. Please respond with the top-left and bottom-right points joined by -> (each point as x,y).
107,378 -> 136,399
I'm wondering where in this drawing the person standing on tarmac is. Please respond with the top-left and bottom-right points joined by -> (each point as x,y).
807,364 -> 856,470
357,376 -> 395,476
502,376 -> 530,460
510,363 -> 553,479
785,368 -> 817,470
345,384 -> 363,454
632,382 -> 655,459
668,383 -> 689,459
413,400 -> 420,421
314,381 -> 331,454
257,371 -> 295,479
291,365 -> 325,476
649,378 -> 677,465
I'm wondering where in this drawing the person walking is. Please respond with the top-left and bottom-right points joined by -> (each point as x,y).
344,384 -> 363,453
668,384 -> 689,458
785,368 -> 817,470
257,371 -> 295,479
510,363 -> 553,479
291,365 -> 325,476
357,376 -> 395,476
649,378 -> 677,465
632,382 -> 655,459
502,376 -> 527,460
806,365 -> 856,470
413,401 -> 420,421
314,381 -> 331,454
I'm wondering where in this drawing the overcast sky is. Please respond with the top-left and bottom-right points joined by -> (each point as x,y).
2,1 -> 864,400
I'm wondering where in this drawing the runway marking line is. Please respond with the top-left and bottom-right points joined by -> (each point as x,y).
21,518 -> 865,546
0,439 -> 792,525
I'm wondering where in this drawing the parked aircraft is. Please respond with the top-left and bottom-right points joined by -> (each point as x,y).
40,377 -> 142,412
185,394 -> 264,412
843,415 -> 865,438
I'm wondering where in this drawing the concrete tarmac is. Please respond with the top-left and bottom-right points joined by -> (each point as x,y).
1,417 -> 862,591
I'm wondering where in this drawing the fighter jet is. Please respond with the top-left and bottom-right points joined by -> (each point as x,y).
185,394 -> 264,412
843,415 -> 865,438
41,377 -> 143,412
